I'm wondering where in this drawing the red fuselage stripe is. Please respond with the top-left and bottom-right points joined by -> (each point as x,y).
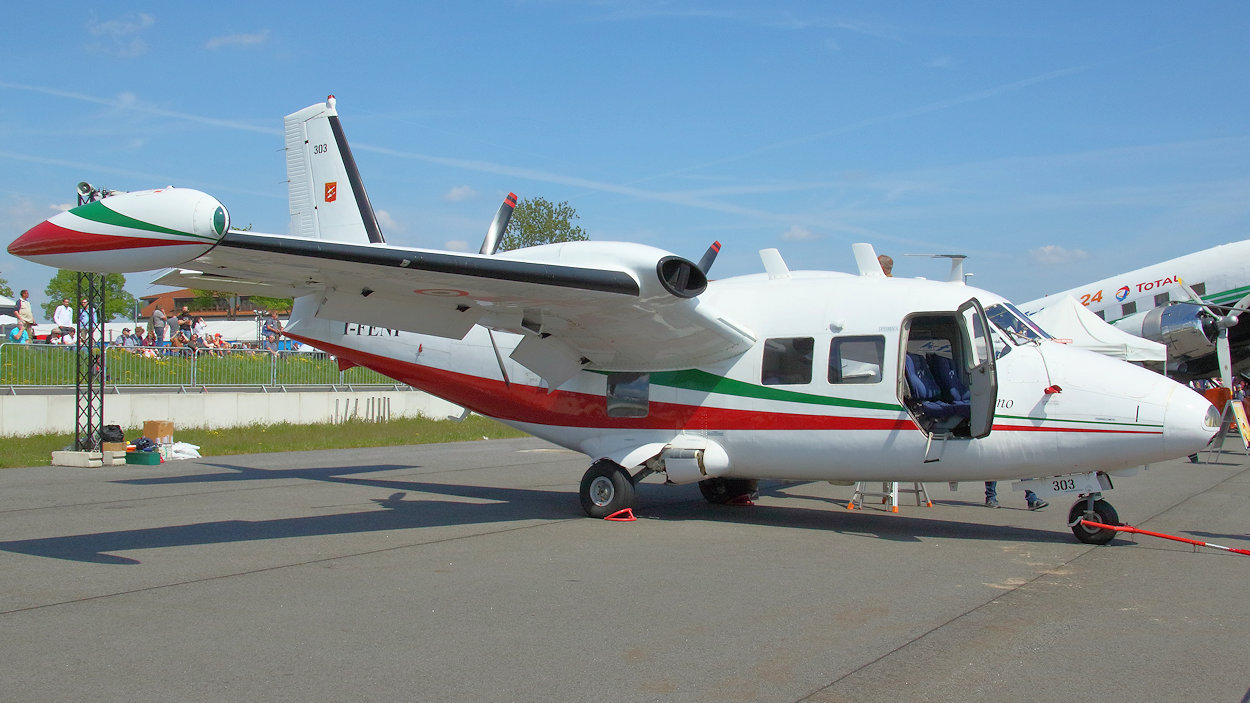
290,332 -> 1161,435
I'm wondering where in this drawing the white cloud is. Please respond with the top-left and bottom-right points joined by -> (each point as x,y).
781,225 -> 820,241
443,185 -> 477,202
375,209 -> 400,233
444,240 -> 471,252
86,12 -> 155,58
1029,244 -> 1089,265
205,30 -> 270,50
927,55 -> 958,69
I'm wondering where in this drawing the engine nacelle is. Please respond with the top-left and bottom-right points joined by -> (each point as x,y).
7,187 -> 229,273
1113,304 -> 1216,361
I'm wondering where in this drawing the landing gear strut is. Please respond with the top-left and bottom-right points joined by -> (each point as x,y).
1067,493 -> 1120,545
579,460 -> 636,518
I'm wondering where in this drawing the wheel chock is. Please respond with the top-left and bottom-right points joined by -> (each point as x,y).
727,494 -> 755,506
604,508 -> 636,522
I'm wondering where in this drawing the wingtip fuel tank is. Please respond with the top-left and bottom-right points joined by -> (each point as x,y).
7,187 -> 228,273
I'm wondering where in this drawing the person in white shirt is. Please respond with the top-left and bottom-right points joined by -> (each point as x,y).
53,298 -> 74,334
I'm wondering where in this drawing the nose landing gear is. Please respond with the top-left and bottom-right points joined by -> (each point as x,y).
1068,494 -> 1120,545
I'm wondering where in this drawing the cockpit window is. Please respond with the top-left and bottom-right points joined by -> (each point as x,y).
985,302 -> 1052,344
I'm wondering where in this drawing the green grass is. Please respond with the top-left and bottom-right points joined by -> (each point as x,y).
0,415 -> 528,469
0,345 -> 396,386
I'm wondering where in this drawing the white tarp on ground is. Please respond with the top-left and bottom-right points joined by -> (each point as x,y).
1029,295 -> 1166,362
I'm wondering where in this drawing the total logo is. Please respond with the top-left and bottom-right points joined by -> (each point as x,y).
1115,286 -> 1131,302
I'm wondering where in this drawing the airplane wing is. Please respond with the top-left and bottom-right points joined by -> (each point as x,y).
153,229 -> 756,385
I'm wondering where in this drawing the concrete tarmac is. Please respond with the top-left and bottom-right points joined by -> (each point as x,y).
0,438 -> 1247,702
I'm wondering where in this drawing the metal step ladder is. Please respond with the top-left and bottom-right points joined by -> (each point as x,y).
847,481 -> 933,512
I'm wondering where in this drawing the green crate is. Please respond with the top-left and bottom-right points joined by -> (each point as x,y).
125,452 -> 162,465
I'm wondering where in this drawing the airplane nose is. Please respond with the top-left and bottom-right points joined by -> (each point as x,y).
1164,385 -> 1221,455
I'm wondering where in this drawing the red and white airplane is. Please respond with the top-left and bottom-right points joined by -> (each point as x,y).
8,97 -> 1220,544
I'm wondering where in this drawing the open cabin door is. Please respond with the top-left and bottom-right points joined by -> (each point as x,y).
899,297 -> 998,440
958,298 -> 997,438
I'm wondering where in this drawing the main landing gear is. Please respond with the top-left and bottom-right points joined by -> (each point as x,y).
577,461 -> 761,517
1067,493 -> 1120,545
580,460 -> 641,518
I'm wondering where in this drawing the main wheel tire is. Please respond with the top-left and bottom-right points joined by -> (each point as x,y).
1068,498 -> 1120,545
698,478 -> 760,505
579,460 -> 635,518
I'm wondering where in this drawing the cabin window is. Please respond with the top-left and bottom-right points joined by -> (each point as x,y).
1121,301 -> 1137,317
828,336 -> 885,384
606,373 -> 650,418
1093,309 -> 1106,320
762,337 -> 813,385
1154,292 -> 1170,307
1191,282 -> 1206,297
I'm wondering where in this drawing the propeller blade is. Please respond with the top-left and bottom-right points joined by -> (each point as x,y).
479,192 -> 518,255
696,241 -> 722,275
1218,327 -> 1233,388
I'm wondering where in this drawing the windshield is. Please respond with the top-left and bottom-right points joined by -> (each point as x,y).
985,302 -> 1052,344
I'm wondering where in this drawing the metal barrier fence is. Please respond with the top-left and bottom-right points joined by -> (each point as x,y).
0,343 -> 401,389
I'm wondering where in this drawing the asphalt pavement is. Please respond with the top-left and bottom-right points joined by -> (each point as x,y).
1,437 -> 1246,702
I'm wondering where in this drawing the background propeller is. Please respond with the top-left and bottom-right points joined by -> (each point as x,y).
479,192 -> 518,255
1179,283 -> 1250,387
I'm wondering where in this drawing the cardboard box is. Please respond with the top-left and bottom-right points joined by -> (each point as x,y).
125,452 -> 162,465
102,442 -> 127,452
143,420 -> 174,445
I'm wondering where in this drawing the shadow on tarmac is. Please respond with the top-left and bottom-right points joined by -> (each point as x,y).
0,464 -> 1072,564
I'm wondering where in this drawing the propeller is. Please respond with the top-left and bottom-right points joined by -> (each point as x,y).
1178,283 -> 1250,388
696,241 -> 722,275
479,192 -> 519,255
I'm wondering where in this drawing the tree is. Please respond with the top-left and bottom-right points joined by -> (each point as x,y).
0,274 -> 12,299
42,270 -> 138,322
498,196 -> 588,252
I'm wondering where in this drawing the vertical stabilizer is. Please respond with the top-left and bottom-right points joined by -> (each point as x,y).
285,96 -> 384,244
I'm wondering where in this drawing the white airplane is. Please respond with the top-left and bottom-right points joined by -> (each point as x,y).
7,97 -> 1221,545
1020,241 -> 1250,386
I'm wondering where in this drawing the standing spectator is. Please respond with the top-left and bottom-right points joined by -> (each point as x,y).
262,332 -> 279,353
53,297 -> 75,335
15,289 -> 36,338
78,298 -> 96,327
151,305 -> 168,343
192,315 -> 207,339
177,306 -> 193,335
263,310 -> 284,341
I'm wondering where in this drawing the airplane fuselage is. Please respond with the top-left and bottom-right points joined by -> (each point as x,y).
286,271 -> 1215,485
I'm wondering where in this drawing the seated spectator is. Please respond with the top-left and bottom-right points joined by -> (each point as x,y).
263,332 -> 279,352
60,328 -> 77,345
120,328 -> 139,349
170,331 -> 189,349
143,330 -> 157,347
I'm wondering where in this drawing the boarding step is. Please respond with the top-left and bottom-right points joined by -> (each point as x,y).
847,481 -> 933,512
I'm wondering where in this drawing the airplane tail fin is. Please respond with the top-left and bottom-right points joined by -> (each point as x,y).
284,96 -> 385,244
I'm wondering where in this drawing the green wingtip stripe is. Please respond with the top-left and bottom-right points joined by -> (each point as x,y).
72,200 -> 217,242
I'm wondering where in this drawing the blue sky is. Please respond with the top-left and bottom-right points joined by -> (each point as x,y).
3,2 -> 1249,314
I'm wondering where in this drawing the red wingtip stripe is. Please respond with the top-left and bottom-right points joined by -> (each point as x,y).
8,220 -> 198,257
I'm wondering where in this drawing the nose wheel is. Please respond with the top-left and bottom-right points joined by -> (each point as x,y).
579,460 -> 636,518
1068,494 -> 1120,545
